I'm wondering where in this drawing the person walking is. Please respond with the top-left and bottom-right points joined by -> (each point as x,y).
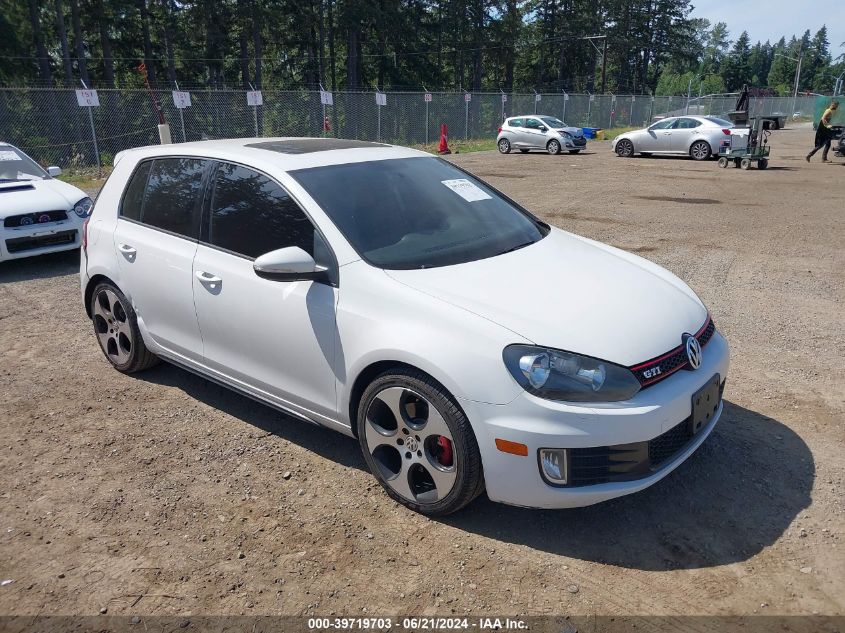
806,100 -> 839,163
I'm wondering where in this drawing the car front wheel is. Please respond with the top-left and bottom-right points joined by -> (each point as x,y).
357,368 -> 484,516
497,138 -> 511,154
616,139 -> 634,157
90,281 -> 159,373
690,140 -> 712,161
547,139 -> 561,155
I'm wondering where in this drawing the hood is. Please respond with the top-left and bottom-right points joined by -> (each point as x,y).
385,228 -> 707,366
0,179 -> 86,218
556,126 -> 584,137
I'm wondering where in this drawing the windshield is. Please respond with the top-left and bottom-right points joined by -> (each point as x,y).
540,116 -> 567,128
706,116 -> 734,128
291,157 -> 548,270
0,146 -> 48,181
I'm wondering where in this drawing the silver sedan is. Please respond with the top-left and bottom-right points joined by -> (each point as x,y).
612,116 -> 734,160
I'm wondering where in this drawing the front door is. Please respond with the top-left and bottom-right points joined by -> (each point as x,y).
191,161 -> 338,423
112,157 -> 206,363
522,118 -> 548,149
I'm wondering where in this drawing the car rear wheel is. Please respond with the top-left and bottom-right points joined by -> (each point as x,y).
497,138 -> 511,154
616,139 -> 634,157
90,282 -> 159,373
690,140 -> 712,161
357,368 -> 484,516
546,139 -> 561,155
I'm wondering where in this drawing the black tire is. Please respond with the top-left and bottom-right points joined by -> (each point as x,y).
758,159 -> 769,170
497,138 -> 511,154
568,150 -> 581,154
519,149 -> 529,154
690,140 -> 712,161
357,368 -> 484,516
90,281 -> 159,373
546,139 -> 561,155
616,138 -> 634,157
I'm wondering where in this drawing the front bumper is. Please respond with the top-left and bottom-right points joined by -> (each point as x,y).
463,330 -> 730,509
0,217 -> 83,262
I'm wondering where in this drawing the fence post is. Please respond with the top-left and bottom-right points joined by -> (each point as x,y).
562,91 -> 567,123
464,91 -> 469,141
649,95 -> 655,123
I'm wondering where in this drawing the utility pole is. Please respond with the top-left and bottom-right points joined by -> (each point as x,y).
600,36 -> 608,94
792,50 -> 804,116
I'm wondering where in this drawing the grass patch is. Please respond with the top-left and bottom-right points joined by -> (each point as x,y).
412,138 -> 499,154
57,166 -> 112,190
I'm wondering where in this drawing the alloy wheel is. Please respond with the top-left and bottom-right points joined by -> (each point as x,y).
498,139 -> 511,154
617,139 -> 634,157
93,288 -> 133,365
547,139 -> 561,155
364,386 -> 457,504
690,141 -> 711,160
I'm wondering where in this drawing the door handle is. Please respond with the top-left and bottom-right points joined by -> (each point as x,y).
118,243 -> 136,255
195,271 -> 222,285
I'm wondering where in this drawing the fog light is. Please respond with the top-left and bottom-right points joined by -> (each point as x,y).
539,448 -> 568,484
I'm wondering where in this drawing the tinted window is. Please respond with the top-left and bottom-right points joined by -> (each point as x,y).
649,118 -> 674,130
291,157 -> 547,270
141,158 -> 205,238
120,161 -> 152,222
674,118 -> 701,129
525,118 -> 543,129
208,162 -> 316,259
508,118 -> 524,127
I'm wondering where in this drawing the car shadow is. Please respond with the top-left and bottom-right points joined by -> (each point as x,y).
0,248 -> 79,283
441,401 -> 813,570
137,362 -> 367,472
130,366 -> 814,571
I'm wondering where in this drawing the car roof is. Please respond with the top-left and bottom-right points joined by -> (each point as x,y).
113,137 -> 430,172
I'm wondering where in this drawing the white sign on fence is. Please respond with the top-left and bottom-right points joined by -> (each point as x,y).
172,90 -> 191,109
564,93 -> 569,101
535,93 -> 541,102
247,90 -> 263,106
464,93 -> 472,102
75,89 -> 99,107
501,94 -> 507,103
375,92 -> 387,106
424,93 -> 432,102
589,94 -> 595,102
320,90 -> 333,105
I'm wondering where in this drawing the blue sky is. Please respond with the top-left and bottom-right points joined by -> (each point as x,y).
690,0 -> 845,57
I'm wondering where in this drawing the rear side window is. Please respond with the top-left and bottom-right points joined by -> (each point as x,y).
120,161 -> 152,222
508,118 -> 523,128
207,162 -> 316,259
136,158 -> 205,238
674,118 -> 702,129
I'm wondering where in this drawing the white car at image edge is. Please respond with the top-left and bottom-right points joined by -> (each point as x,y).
81,137 -> 729,515
0,142 -> 93,262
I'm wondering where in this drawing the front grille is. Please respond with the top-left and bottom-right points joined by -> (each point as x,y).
564,379 -> 725,487
573,137 -> 587,145
4,210 -> 68,228
629,317 -> 716,389
5,229 -> 77,253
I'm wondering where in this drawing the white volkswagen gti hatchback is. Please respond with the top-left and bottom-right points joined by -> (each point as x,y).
1,143 -> 93,262
81,138 -> 729,515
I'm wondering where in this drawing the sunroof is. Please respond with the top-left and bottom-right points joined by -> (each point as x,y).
245,138 -> 390,154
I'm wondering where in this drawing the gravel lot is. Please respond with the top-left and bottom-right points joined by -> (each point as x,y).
1,125 -> 843,621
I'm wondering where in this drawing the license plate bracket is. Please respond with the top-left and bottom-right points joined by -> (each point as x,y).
690,374 -> 721,435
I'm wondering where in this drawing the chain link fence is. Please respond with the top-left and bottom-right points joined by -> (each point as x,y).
0,87 -> 819,169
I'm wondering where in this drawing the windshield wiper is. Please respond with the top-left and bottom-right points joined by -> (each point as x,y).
496,240 -> 535,256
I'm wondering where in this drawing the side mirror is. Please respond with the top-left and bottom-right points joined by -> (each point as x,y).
539,126 -> 548,132
47,166 -> 62,177
253,246 -> 328,282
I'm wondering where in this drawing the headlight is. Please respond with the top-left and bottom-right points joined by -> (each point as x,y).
561,131 -> 572,139
73,197 -> 93,218
503,344 -> 641,402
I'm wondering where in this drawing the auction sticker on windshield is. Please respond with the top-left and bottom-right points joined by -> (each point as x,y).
441,179 -> 492,202
0,151 -> 19,161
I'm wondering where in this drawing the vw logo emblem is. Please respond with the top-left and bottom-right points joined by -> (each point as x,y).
683,333 -> 702,370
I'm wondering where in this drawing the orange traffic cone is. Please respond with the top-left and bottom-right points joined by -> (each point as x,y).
438,123 -> 451,154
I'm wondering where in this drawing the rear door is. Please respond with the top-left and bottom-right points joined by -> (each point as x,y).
507,118 -> 526,147
670,117 -> 702,152
113,157 -> 207,362
191,161 -> 338,422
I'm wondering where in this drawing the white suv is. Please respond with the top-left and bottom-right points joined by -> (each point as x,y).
82,138 -> 729,515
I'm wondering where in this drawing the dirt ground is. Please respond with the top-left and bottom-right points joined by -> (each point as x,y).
1,125 -> 843,622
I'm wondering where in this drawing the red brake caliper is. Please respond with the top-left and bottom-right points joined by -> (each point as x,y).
437,436 -> 453,467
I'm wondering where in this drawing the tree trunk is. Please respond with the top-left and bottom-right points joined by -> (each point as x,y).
328,0 -> 337,91
69,0 -> 89,84
28,0 -> 52,83
54,0 -> 73,84
346,27 -> 359,89
238,0 -> 250,89
252,0 -> 262,89
95,0 -> 115,87
161,0 -> 177,85
138,0 -> 156,84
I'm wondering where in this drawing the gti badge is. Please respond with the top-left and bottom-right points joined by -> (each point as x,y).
683,333 -> 702,370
